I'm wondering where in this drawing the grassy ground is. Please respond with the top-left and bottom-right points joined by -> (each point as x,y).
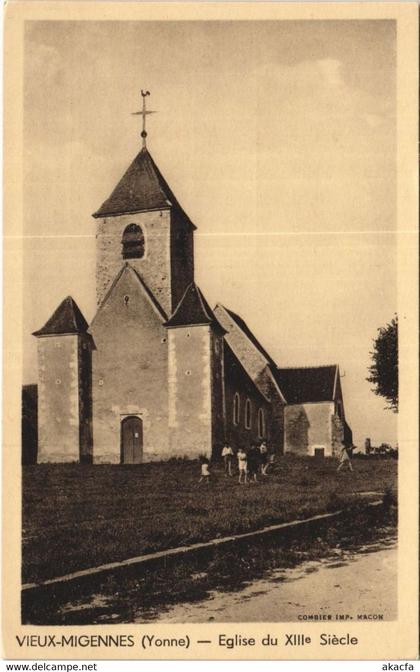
23,503 -> 397,625
22,455 -> 397,584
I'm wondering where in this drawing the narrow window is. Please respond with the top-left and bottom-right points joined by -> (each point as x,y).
245,398 -> 252,429
122,224 -> 144,259
233,393 -> 240,426
258,408 -> 265,439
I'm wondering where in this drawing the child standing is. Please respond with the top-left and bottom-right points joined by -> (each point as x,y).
221,442 -> 234,476
199,457 -> 211,484
237,448 -> 248,484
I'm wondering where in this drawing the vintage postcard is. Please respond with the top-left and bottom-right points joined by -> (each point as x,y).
3,1 -> 419,661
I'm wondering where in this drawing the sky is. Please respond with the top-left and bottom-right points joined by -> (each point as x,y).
23,19 -> 397,447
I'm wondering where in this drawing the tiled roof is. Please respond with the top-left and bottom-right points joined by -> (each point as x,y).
33,297 -> 88,337
216,305 -> 277,368
165,283 -> 224,331
223,342 -> 267,403
273,365 -> 338,404
93,147 -> 195,228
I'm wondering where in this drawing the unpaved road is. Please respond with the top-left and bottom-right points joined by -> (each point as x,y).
147,537 -> 397,623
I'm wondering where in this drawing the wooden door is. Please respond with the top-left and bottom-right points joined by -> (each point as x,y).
121,416 -> 143,464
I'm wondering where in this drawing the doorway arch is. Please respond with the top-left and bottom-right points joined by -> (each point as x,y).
120,416 -> 143,464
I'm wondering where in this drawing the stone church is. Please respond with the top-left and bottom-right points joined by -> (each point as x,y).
31,119 -> 352,464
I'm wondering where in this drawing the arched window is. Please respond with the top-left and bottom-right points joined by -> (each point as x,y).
122,224 -> 144,259
245,398 -> 252,430
258,408 -> 265,439
233,393 -> 240,426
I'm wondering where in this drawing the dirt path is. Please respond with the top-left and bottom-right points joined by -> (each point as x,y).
147,537 -> 397,623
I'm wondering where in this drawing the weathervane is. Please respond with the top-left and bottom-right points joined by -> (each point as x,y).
132,90 -> 157,148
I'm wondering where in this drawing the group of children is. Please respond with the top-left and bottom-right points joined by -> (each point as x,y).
199,442 -> 355,485
199,441 -> 274,485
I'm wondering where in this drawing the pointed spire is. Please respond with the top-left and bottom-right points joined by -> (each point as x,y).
93,92 -> 196,228
93,147 -> 195,228
33,297 -> 88,337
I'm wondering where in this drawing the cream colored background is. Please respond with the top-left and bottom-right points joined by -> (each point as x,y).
3,1 -> 419,661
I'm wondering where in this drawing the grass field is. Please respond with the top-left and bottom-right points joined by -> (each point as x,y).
22,455 -> 397,584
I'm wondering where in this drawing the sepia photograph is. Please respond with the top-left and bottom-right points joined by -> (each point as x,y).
3,1 -> 418,661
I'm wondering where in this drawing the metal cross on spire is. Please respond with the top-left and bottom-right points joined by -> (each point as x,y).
131,90 -> 157,148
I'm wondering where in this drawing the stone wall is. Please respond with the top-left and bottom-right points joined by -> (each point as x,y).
284,404 -> 309,455
214,306 -> 285,453
168,325 -> 223,458
78,335 -> 93,463
37,335 -> 81,462
284,402 -> 335,456
210,331 -> 225,457
90,265 -> 169,463
224,364 -> 272,453
170,210 -> 195,314
96,209 -> 194,317
331,413 -> 345,456
269,392 -> 285,454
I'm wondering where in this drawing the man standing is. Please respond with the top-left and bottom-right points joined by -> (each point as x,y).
247,444 -> 261,483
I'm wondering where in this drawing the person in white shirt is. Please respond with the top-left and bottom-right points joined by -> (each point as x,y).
237,448 -> 248,484
221,443 -> 234,476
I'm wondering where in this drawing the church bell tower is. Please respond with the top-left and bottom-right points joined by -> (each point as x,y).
93,91 -> 195,317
